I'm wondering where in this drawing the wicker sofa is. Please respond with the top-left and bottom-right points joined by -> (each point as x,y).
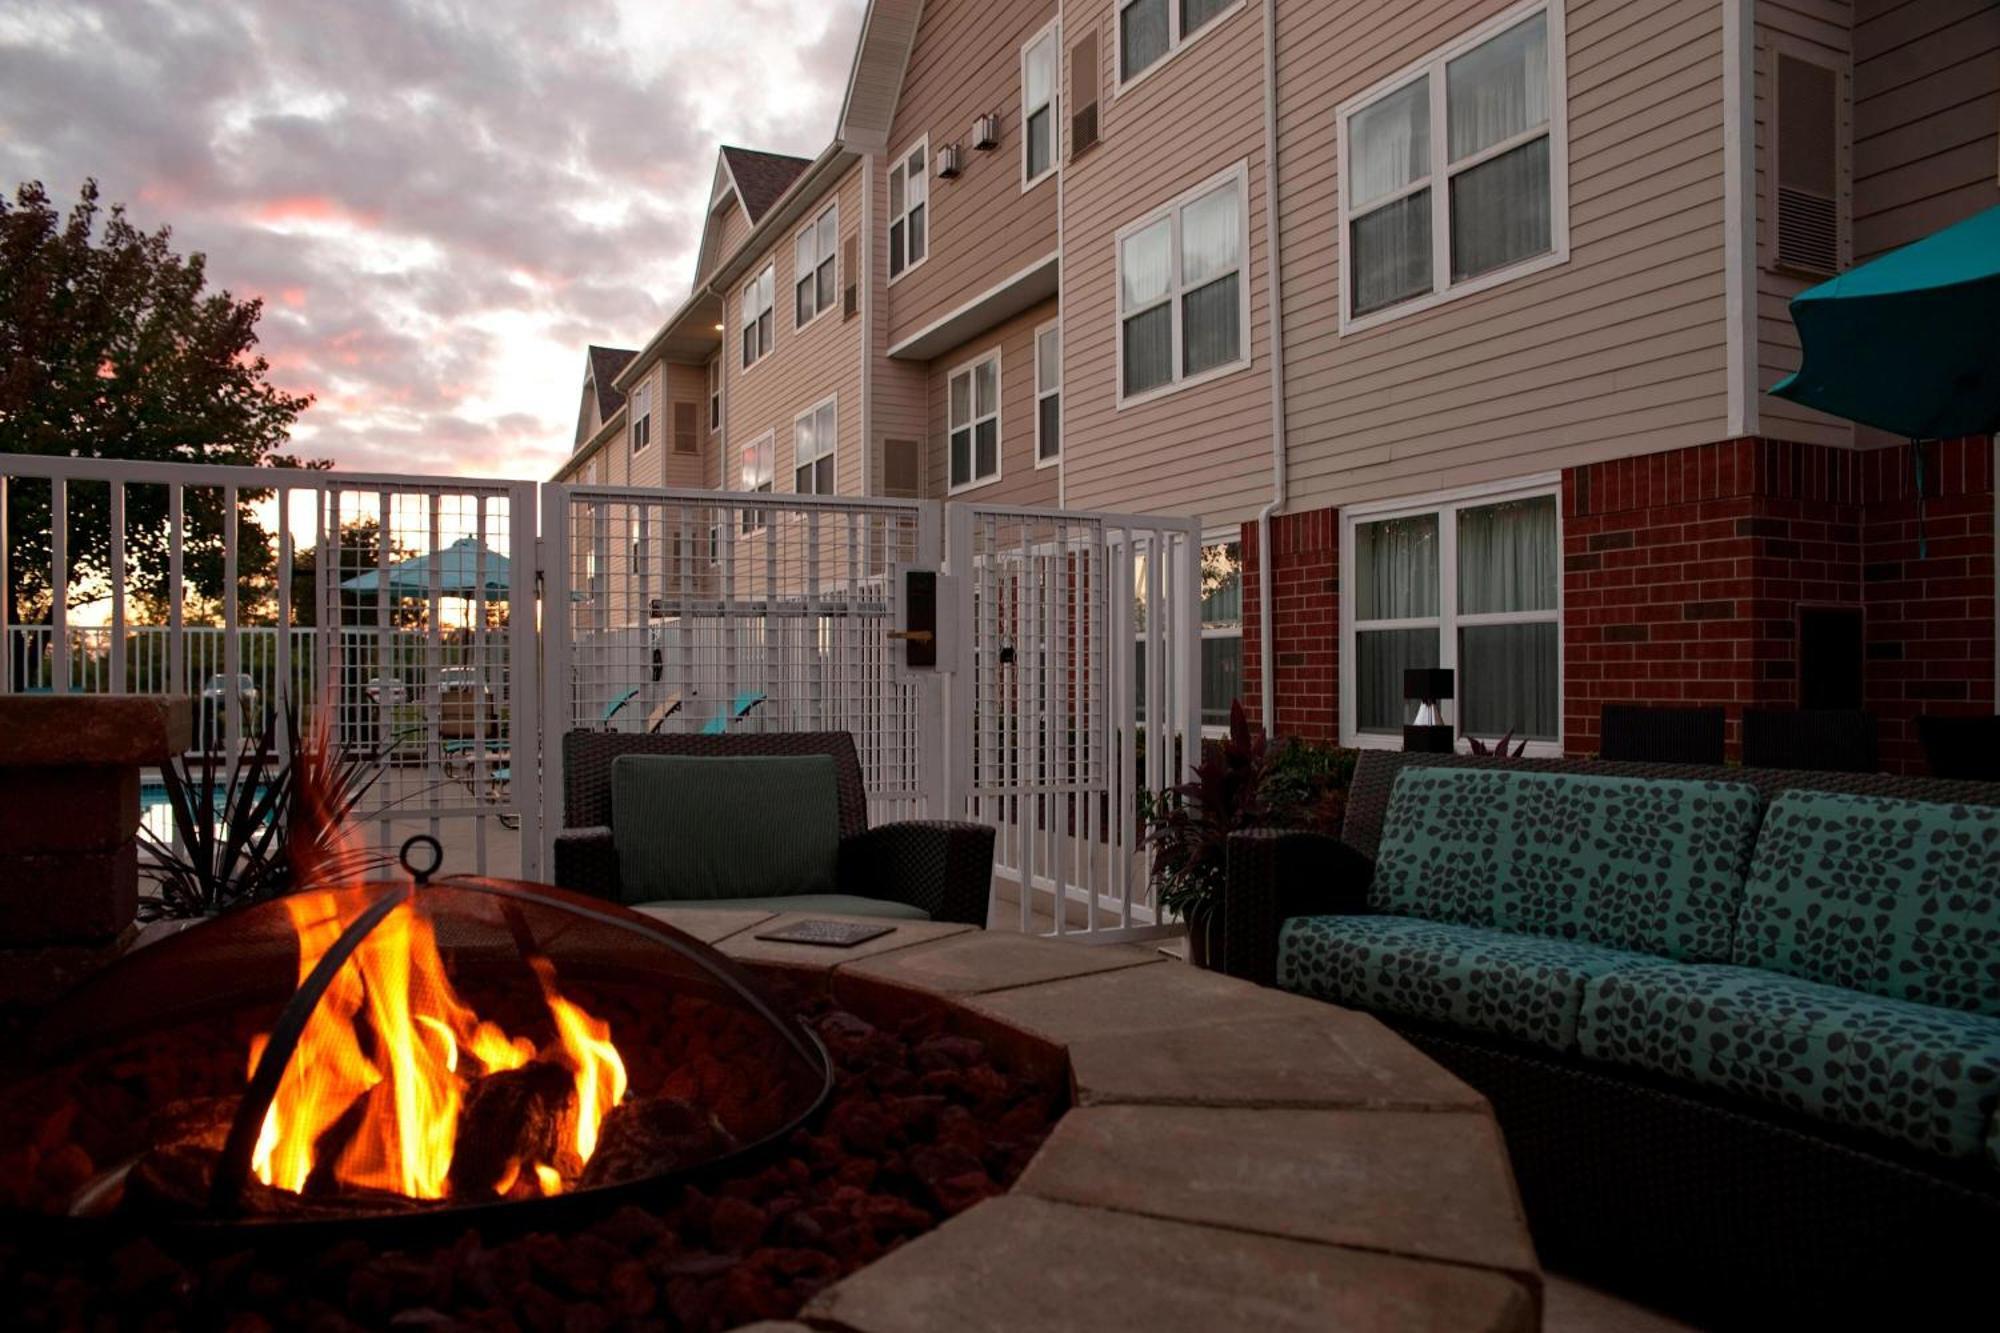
1221,751 -> 2000,1329
553,730 -> 995,926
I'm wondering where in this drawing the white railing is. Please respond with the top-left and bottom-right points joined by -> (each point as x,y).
0,453 -> 540,879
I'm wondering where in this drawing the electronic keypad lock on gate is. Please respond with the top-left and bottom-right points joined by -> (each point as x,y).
891,567 -> 958,673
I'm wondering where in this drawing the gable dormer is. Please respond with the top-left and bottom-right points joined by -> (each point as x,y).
574,344 -> 636,444
693,146 -> 813,286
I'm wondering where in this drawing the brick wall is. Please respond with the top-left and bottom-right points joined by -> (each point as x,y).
1240,507 -> 1339,741
1564,436 -> 1995,770
1858,438 -> 1997,771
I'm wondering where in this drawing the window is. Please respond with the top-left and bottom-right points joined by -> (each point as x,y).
947,352 -> 1000,491
1118,0 -> 1237,86
628,382 -> 651,453
1118,163 -> 1248,402
1340,2 -> 1565,328
1023,24 -> 1060,187
740,432 -> 773,532
1343,484 -> 1560,750
887,139 -> 928,281
1034,322 -> 1061,464
1201,540 -> 1243,728
740,264 -> 774,368
1775,53 -> 1840,275
673,401 -> 698,454
794,203 -> 839,326
707,358 -> 721,432
794,396 -> 836,495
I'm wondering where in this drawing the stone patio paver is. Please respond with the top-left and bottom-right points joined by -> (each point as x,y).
1062,1007 -> 1484,1110
631,906 -> 771,944
960,953 -> 1333,1041
1014,1104 -> 1538,1282
714,913 -> 974,968
802,1194 -> 1535,1333
833,929 -> 1163,998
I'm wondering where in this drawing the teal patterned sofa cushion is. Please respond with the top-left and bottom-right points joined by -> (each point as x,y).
1369,768 -> 1763,961
1734,791 -> 2000,1016
1277,914 -> 1656,1052
1578,959 -> 2000,1164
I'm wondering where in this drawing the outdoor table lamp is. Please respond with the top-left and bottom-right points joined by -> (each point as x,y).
1404,668 -> 1455,753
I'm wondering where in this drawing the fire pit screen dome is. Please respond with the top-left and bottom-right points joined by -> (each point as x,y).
21,872 -> 831,1231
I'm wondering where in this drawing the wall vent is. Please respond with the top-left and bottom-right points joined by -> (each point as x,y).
1069,31 -> 1100,159
1776,54 -> 1840,276
881,438 -> 921,498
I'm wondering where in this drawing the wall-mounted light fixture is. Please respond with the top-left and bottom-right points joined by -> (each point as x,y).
972,114 -> 999,150
935,143 -> 962,179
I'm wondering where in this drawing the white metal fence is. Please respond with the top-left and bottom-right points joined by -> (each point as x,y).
2,454 -> 1202,938
0,453 -> 539,879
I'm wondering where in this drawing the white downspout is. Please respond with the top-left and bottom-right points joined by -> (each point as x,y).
1256,0 -> 1288,733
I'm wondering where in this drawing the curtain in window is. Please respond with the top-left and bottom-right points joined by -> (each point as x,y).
1026,37 -> 1056,178
1352,193 -> 1432,316
1180,184 -> 1240,376
1121,218 -> 1173,395
1038,394 -> 1060,459
1183,274 -> 1239,376
1446,14 -> 1548,162
1121,0 -> 1169,78
1460,622 -> 1557,738
1354,514 -> 1439,620
1457,497 -> 1556,614
1450,137 -> 1550,281
1350,78 -> 1429,207
1183,0 -> 1230,34
1356,628 -> 1440,733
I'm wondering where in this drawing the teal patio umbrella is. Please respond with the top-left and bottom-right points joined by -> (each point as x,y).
341,535 -> 512,601
1772,202 -> 2000,555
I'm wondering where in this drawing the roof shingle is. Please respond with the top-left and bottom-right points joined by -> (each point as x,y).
587,345 -> 637,420
720,146 -> 812,223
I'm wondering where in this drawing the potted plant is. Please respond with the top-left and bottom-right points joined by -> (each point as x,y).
1142,703 -> 1351,968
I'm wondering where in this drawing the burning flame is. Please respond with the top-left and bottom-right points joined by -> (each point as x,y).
248,891 -> 626,1201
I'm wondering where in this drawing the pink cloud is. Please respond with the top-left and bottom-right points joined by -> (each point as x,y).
251,195 -> 380,229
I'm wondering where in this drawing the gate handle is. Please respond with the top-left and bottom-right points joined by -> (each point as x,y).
887,629 -> 934,643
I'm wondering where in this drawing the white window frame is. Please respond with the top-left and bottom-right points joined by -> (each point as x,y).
1033,320 -> 1061,467
946,349 -> 1002,495
1198,533 -> 1244,738
707,357 -> 721,432
793,393 -> 838,496
1335,0 -> 1569,336
1021,21 -> 1061,192
887,136 -> 930,285
1338,474 -> 1564,755
1114,159 -> 1252,410
739,429 -> 774,533
628,381 -> 652,454
793,202 -> 839,331
740,263 -> 775,369
1115,0 -> 1245,95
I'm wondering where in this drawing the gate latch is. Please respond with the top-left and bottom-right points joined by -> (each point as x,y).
895,568 -> 957,673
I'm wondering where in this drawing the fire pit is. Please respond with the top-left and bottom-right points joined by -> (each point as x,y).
6,867 -> 832,1232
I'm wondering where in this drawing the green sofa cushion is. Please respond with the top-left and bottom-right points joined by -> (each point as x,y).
1578,959 -> 2000,1165
1734,790 -> 2000,1016
635,894 -> 929,922
1370,767 -> 1763,961
610,753 -> 840,905
1277,914 -> 1655,1053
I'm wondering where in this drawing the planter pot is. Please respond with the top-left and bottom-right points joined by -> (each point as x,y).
1184,915 -> 1216,970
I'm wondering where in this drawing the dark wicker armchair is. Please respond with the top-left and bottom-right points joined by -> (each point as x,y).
553,730 -> 994,926
1741,706 -> 1879,772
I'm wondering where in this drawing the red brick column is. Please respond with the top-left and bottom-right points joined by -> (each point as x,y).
1860,438 -> 1997,772
1241,507 -> 1339,742
1563,436 -> 1996,771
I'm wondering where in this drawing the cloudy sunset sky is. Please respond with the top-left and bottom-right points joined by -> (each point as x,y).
0,0 -> 866,480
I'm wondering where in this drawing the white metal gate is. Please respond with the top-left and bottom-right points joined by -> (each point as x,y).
0,453 -> 540,881
946,504 -> 1202,942
541,485 -> 942,834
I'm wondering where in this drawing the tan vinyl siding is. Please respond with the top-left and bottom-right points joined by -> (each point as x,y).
1060,1 -> 1274,525
1274,0 -> 1730,512
1755,0 -> 1855,448
866,154 -> 933,495
1852,0 -> 1999,257
702,198 -> 751,285
882,0 -> 1060,346
924,296 -> 1062,505
721,164 -> 868,498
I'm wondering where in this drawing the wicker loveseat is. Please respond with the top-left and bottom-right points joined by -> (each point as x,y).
553,730 -> 995,925
1221,751 -> 2000,1329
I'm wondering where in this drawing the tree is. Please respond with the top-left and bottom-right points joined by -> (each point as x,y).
0,179 -> 316,635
